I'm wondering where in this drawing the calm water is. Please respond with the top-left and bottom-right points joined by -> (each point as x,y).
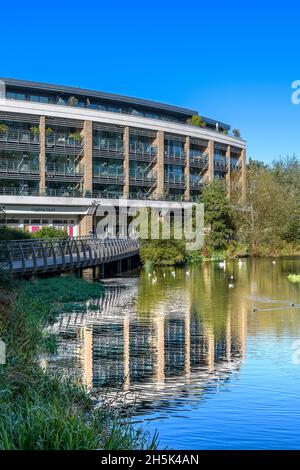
45,258 -> 300,449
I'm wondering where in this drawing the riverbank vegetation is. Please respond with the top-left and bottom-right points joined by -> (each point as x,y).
0,225 -> 68,241
141,156 -> 300,265
0,274 -> 157,450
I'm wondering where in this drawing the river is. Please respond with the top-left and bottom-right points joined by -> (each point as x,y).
45,257 -> 300,449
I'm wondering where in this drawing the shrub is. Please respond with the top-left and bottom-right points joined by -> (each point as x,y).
140,240 -> 187,266
0,226 -> 32,241
31,226 -> 68,239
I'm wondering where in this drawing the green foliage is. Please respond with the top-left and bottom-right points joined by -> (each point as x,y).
0,226 -> 31,240
201,180 -> 235,250
288,273 -> 300,283
30,126 -> 39,135
31,226 -> 68,239
68,132 -> 82,142
45,127 -> 53,135
140,239 -> 186,266
234,161 -> 300,254
187,115 -> 206,127
232,128 -> 241,138
0,124 -> 8,134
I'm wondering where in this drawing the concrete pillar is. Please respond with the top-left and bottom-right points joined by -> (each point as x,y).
154,130 -> 164,198
39,116 -> 46,195
79,213 -> 93,236
206,140 -> 214,182
226,145 -> 231,198
241,148 -> 247,201
184,136 -> 190,201
123,126 -> 130,198
83,120 -> 93,195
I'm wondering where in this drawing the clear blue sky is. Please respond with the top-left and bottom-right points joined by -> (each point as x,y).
1,0 -> 299,163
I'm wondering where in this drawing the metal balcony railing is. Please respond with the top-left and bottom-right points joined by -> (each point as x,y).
93,167 -> 124,180
230,161 -> 241,170
214,160 -> 227,171
46,163 -> 84,176
164,149 -> 185,162
92,137 -> 124,153
46,133 -> 83,148
0,186 -> 40,196
129,169 -> 157,182
0,160 -> 40,174
164,174 -> 185,185
129,143 -> 157,157
0,128 -> 40,145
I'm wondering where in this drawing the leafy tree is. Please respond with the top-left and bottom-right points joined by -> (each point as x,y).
187,115 -> 206,128
31,226 -> 68,239
232,128 -> 241,138
0,226 -> 31,241
234,163 -> 297,253
201,180 -> 235,250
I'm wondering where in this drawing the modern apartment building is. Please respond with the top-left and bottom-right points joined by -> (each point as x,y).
0,78 -> 246,236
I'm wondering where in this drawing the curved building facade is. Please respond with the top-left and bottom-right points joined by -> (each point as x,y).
0,78 -> 246,235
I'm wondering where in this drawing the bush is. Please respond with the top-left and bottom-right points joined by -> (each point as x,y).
140,240 -> 187,266
0,226 -> 31,241
31,226 -> 68,239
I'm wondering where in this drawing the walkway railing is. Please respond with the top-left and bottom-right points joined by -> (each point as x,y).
0,236 -> 140,275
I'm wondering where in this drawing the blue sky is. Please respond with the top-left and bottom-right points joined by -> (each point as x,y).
1,0 -> 299,163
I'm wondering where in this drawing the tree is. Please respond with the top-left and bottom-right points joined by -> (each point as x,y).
31,226 -> 69,239
187,115 -> 206,128
234,162 -> 297,253
232,128 -> 241,138
201,180 -> 235,250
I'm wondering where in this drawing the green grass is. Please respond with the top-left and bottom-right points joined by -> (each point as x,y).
0,274 -> 158,450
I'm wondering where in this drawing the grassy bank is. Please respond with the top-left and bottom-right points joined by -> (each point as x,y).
0,274 -> 157,450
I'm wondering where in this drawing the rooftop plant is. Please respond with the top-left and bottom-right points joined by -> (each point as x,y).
232,128 -> 241,138
187,115 -> 206,128
68,96 -> 78,107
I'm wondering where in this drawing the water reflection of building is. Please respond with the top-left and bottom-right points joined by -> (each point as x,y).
47,273 -> 247,407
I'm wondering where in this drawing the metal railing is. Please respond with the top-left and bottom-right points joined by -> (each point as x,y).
93,167 -> 124,180
0,186 -> 198,201
46,133 -> 83,148
92,137 -> 124,153
129,143 -> 157,157
164,174 -> 185,185
0,128 -> 40,145
46,163 -> 84,176
0,236 -> 140,275
129,169 -> 157,182
0,160 -> 40,174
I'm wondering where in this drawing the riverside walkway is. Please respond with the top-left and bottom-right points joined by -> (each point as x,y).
0,236 -> 140,276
